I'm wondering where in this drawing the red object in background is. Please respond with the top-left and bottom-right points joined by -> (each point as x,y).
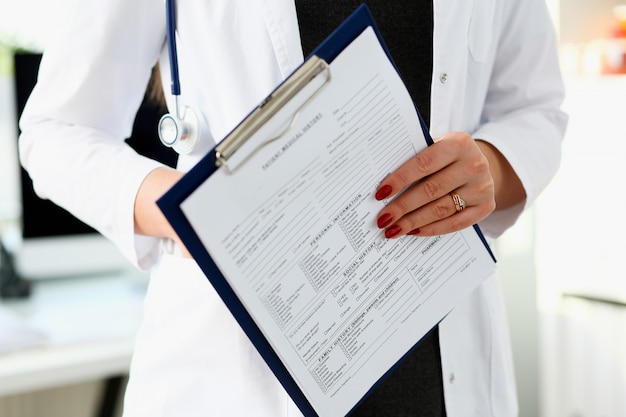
601,42 -> 626,74
612,27 -> 626,38
603,6 -> 626,74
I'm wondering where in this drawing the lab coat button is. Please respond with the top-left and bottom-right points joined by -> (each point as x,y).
439,73 -> 448,84
449,373 -> 455,384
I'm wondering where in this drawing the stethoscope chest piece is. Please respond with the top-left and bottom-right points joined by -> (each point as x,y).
158,105 -> 199,154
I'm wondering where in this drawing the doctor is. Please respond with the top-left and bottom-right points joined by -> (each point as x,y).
19,0 -> 566,416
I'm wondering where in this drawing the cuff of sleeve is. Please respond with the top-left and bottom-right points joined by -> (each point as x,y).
115,159 -> 166,272
472,123 -> 557,236
478,201 -> 525,239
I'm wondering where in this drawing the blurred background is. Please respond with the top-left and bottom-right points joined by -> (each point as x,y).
1,0 -> 625,416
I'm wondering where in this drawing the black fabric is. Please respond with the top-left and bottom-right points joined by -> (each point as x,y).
295,2 -> 444,416
295,1 -> 433,125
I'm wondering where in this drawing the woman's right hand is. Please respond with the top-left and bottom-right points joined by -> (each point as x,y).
134,167 -> 192,258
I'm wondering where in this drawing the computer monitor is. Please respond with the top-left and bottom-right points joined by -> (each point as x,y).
13,52 -> 176,279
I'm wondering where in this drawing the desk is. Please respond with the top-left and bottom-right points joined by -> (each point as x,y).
0,337 -> 135,397
0,268 -> 147,415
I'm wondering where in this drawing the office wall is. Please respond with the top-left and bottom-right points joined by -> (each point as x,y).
560,0 -> 625,44
538,1 -> 626,416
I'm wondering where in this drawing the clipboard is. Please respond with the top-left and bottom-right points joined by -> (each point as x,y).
214,5 -> 432,174
158,4 -> 495,416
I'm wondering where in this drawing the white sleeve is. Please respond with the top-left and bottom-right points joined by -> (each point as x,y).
18,0 -> 167,270
474,0 -> 568,238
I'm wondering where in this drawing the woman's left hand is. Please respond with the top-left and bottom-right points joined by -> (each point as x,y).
374,132 -> 496,238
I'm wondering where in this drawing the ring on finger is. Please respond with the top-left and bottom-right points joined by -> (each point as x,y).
450,192 -> 466,212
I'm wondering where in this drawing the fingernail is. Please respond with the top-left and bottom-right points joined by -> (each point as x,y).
407,228 -> 420,235
375,185 -> 393,200
377,213 -> 394,228
385,225 -> 402,239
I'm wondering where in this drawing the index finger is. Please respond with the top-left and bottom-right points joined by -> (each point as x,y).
374,141 -> 456,201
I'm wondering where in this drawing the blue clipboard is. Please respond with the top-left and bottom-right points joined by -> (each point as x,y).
158,4 -> 494,416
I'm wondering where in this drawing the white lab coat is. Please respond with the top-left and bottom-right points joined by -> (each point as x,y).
19,0 -> 567,415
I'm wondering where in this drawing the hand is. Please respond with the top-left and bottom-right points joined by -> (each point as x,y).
134,167 -> 192,258
374,132 -> 496,238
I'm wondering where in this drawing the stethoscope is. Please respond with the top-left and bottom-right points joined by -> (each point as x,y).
157,0 -> 200,154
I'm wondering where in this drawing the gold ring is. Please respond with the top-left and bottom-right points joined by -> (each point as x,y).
450,192 -> 466,212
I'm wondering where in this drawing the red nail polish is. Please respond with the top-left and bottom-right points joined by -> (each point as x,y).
377,213 -> 394,228
385,225 -> 402,239
407,228 -> 420,235
375,185 -> 392,200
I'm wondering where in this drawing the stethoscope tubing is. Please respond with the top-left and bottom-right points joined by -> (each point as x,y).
165,0 -> 181,98
159,0 -> 200,154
